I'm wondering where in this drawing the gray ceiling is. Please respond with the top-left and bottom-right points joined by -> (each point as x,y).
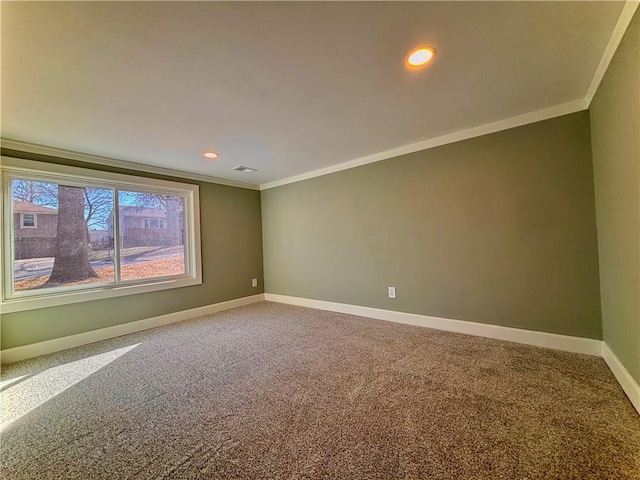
1,1 -> 626,185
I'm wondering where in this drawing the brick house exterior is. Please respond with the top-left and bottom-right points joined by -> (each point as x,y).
107,206 -> 183,248
13,201 -> 58,259
12,202 -> 182,258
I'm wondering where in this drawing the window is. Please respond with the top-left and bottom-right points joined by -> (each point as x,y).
21,213 -> 36,228
143,218 -> 165,229
117,190 -> 185,281
1,157 -> 202,313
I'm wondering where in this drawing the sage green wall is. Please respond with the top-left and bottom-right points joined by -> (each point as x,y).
262,111 -> 602,339
0,150 -> 264,349
590,10 -> 640,382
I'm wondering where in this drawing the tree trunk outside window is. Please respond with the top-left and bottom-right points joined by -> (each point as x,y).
166,197 -> 181,245
46,185 -> 98,285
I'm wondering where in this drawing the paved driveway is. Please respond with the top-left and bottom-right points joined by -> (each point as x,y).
13,247 -> 183,280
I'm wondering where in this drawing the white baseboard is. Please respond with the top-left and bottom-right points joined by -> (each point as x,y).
602,342 -> 640,415
0,294 -> 265,364
3,292 -> 638,416
264,294 -> 603,356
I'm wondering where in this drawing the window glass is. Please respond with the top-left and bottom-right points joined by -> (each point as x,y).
117,190 -> 187,281
3,158 -> 201,313
12,179 -> 115,292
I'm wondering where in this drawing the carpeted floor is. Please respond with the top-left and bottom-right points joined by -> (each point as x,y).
1,302 -> 639,479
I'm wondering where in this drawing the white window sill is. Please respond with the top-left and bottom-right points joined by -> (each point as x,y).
0,276 -> 202,314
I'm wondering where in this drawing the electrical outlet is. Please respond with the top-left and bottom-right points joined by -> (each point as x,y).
388,286 -> 396,299
252,278 -> 258,287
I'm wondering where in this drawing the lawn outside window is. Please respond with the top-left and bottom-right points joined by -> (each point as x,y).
1,157 -> 202,313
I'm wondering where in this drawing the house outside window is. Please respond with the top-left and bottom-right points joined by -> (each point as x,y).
2,156 -> 202,313
143,218 -> 165,229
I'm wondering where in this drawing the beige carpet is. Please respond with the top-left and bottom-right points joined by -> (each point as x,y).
1,302 -> 639,479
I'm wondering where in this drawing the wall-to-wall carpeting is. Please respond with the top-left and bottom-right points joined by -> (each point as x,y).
2,303 -> 638,479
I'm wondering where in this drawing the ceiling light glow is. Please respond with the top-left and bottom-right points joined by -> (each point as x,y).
203,152 -> 219,159
405,46 -> 436,69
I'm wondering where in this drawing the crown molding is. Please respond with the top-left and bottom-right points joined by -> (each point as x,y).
0,139 -> 261,191
259,98 -> 587,190
584,0 -> 640,107
259,1 -> 637,191
4,3 -> 634,193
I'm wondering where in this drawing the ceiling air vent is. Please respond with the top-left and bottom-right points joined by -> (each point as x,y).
233,166 -> 258,173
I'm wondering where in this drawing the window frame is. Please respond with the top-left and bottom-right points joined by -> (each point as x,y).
1,156 -> 202,313
20,213 -> 37,229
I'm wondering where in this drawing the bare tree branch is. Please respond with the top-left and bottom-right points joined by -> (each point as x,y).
84,187 -> 114,230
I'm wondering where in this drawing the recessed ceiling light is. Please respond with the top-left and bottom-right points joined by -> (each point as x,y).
233,166 -> 257,173
405,46 -> 436,69
203,151 -> 219,159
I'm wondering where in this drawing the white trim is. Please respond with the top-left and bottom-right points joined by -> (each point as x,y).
264,294 -> 602,356
602,342 -> 640,415
0,138 -> 260,191
259,99 -> 587,190
0,4 -> 635,194
1,157 -> 203,313
3,294 -> 638,416
265,294 -> 640,414
584,1 -> 640,107
0,294 -> 265,364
